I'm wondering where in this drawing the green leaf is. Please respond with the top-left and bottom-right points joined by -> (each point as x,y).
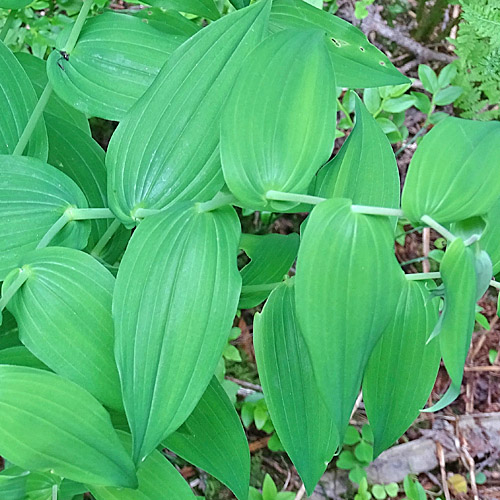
0,41 -> 48,159
363,88 -> 381,114
349,466 -> 367,485
372,484 -> 387,500
90,431 -> 195,500
314,95 -> 400,227
385,483 -> 399,497
382,95 -> 416,113
107,1 -> 271,226
0,0 -> 31,7
5,247 -> 122,410
437,64 -> 457,88
0,469 -> 28,500
295,198 -> 403,440
145,0 -> 220,19
411,92 -> 432,114
253,281 -> 338,494
132,8 -> 200,37
0,366 -> 137,488
344,426 -> 361,446
230,0 -> 250,9
269,0 -> 408,88
44,113 -> 129,258
0,155 -> 90,280
239,233 -> 299,309
438,239 -> 477,401
354,441 -> 373,464
0,346 -> 49,371
480,197 -> 500,274
249,487 -> 263,500
15,52 -> 90,135
222,29 -> 336,211
433,86 -> 463,106
336,450 -> 356,469
47,12 -> 187,121
402,117 -> 500,224
163,378 -> 250,500
418,64 -> 438,93
489,349 -> 498,365
363,280 -> 441,456
114,203 -> 241,463
262,474 -> 277,500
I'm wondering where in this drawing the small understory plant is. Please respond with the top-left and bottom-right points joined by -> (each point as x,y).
0,0 -> 499,499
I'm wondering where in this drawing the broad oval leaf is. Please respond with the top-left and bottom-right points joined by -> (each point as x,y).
132,8 -> 200,37
314,94 -> 400,227
0,468 -> 28,500
254,280 -> 338,494
0,155 -> 90,280
114,203 -> 242,463
47,12 -> 188,121
481,197 -> 500,275
269,0 -> 408,88
295,198 -> 403,440
15,52 -> 90,135
239,233 -> 299,309
0,365 -> 137,488
164,377 -> 250,500
5,247 -> 122,410
44,113 -> 130,259
0,41 -> 48,159
363,280 -> 440,457
106,0 -> 271,226
91,431 -> 196,500
221,28 -> 337,211
0,346 -> 49,371
145,0 -> 220,20
402,117 -> 500,224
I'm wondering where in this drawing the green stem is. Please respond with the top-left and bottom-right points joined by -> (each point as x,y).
196,192 -> 237,213
0,9 -> 16,42
266,190 -> 325,206
12,82 -> 53,156
336,98 -> 354,127
62,0 -> 93,54
405,272 -> 441,281
37,213 -> 71,249
241,282 -> 283,293
351,204 -> 404,217
133,208 -> 161,219
91,218 -> 122,257
420,215 -> 456,242
490,280 -> 500,291
372,97 -> 388,119
396,126 -> 427,156
52,484 -> 57,500
0,268 -> 30,313
67,208 -> 115,220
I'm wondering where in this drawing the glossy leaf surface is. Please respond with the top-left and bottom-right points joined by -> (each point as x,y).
221,28 -> 336,211
146,0 -> 220,20
269,0 -> 408,88
15,52 -> 90,135
481,197 -> 500,275
402,117 -> 500,224
164,377 -> 250,500
0,155 -> 90,280
5,247 -> 122,410
295,198 -> 403,439
239,233 -> 299,309
107,1 -> 271,225
114,203 -> 241,463
47,12 -> 187,121
254,280 -> 338,494
0,366 -> 136,488
363,280 -> 440,456
314,94 -> 400,224
0,41 -> 47,159
91,431 -> 196,500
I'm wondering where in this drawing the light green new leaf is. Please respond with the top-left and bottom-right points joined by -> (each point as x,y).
5,247 -> 123,410
0,41 -> 47,159
402,117 -> 500,224
107,0 -> 271,226
254,280 -> 338,494
221,29 -> 337,211
239,233 -> 299,309
363,280 -> 440,457
15,52 -> 90,135
269,0 -> 408,88
314,94 -> 400,226
91,431 -> 195,500
0,365 -> 137,488
164,377 -> 250,500
0,155 -> 90,281
145,0 -> 220,19
295,198 -> 403,440
47,12 -> 188,121
132,8 -> 200,36
481,197 -> 500,275
0,468 -> 28,500
114,203 -> 241,463
44,113 -> 130,258
434,239 -> 477,409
